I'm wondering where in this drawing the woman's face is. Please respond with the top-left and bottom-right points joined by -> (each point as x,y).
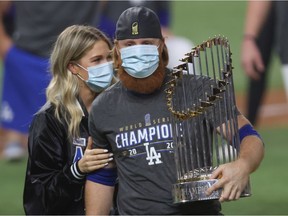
77,40 -> 112,81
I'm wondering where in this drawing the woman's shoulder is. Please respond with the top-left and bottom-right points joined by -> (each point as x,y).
31,103 -> 63,130
34,103 -> 55,119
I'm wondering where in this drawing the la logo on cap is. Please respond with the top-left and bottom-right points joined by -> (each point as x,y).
132,22 -> 139,35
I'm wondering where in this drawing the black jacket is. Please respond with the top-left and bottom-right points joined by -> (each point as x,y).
23,101 -> 89,215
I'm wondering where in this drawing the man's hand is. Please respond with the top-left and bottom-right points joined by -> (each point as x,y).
206,159 -> 250,202
241,38 -> 265,80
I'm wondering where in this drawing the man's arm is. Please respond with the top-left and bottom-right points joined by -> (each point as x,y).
85,180 -> 114,215
241,1 -> 273,80
243,1 -> 272,38
206,114 -> 264,202
0,1 -> 13,58
235,114 -> 264,173
85,160 -> 116,215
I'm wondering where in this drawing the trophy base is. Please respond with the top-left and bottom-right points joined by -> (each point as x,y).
172,179 -> 251,203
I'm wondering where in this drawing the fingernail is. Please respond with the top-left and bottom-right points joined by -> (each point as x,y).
109,153 -> 113,157
103,149 -> 108,152
104,163 -> 108,166
108,157 -> 114,161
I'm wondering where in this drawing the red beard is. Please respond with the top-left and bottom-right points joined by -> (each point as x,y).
118,58 -> 166,94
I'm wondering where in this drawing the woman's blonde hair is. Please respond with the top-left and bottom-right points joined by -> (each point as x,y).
45,25 -> 112,138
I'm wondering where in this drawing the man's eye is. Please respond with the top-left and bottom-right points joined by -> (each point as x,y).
143,42 -> 152,45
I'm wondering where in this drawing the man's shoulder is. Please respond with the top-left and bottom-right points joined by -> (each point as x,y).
100,81 -> 122,97
92,81 -> 122,106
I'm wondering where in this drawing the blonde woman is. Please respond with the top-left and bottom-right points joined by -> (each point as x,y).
23,25 -> 116,215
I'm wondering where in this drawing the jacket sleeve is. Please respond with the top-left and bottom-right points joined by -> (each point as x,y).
25,112 -> 85,214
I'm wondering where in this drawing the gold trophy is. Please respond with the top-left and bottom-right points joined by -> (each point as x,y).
165,36 -> 251,203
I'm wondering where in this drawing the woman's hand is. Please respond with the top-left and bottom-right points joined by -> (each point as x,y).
78,137 -> 113,173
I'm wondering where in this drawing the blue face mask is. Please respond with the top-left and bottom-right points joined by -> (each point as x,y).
76,62 -> 114,93
120,44 -> 159,78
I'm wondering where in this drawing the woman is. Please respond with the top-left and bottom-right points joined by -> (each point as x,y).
23,25 -> 116,215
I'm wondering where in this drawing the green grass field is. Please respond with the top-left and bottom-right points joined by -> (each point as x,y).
0,1 -> 287,215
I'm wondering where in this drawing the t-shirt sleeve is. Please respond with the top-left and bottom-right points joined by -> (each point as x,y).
89,99 -> 112,151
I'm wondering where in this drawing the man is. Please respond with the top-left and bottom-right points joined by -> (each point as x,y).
85,6 -> 264,215
241,1 -> 288,125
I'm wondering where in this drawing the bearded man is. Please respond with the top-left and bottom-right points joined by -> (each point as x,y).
85,6 -> 264,215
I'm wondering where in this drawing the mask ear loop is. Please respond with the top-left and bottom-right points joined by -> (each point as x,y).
75,63 -> 88,72
76,73 -> 85,81
72,63 -> 88,81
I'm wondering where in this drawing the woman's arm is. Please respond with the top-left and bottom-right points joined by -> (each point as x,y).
25,113 -> 85,213
25,112 -> 111,214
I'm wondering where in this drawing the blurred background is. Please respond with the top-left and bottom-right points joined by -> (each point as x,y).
0,1 -> 287,215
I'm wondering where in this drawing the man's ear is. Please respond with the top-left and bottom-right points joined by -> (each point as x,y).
160,37 -> 165,50
68,63 -> 78,75
112,41 -> 121,69
114,40 -> 121,55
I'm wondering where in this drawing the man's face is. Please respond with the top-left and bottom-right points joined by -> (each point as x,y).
115,38 -> 166,94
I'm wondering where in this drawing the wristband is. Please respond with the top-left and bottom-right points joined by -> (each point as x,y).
239,124 -> 262,143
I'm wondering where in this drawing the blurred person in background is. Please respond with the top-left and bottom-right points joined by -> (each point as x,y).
241,1 -> 288,126
0,1 -> 14,156
0,1 -> 14,37
23,24 -> 115,215
98,0 -> 194,69
0,1 -> 101,161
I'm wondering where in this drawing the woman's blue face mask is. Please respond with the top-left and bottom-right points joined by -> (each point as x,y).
76,61 -> 114,93
120,44 -> 159,78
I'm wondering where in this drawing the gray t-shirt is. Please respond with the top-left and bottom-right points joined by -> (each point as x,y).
13,1 -> 99,57
89,73 -> 224,214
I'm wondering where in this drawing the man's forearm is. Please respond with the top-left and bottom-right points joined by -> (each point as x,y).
0,1 -> 13,58
244,0 -> 272,38
237,115 -> 264,174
